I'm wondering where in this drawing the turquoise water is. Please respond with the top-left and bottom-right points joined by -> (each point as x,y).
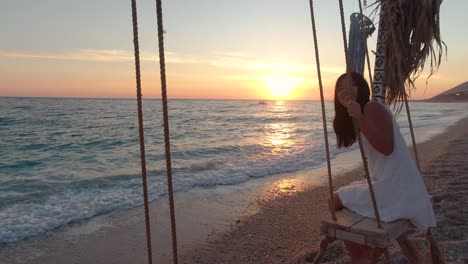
0,97 -> 467,243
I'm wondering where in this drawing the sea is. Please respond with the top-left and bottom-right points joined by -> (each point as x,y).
0,97 -> 467,243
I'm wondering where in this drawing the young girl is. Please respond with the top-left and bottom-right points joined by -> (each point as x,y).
332,72 -> 436,263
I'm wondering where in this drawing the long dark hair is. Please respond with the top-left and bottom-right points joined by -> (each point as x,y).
333,72 -> 370,148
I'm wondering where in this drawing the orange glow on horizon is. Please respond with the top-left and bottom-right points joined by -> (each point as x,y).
262,74 -> 302,100
0,57 -> 459,101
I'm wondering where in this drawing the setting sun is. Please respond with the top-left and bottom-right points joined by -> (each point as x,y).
263,75 -> 301,99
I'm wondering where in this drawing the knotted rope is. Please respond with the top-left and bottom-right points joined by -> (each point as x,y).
388,18 -> 444,263
308,0 -> 336,220
337,0 -> 382,228
130,0 -> 153,262
154,0 -> 179,262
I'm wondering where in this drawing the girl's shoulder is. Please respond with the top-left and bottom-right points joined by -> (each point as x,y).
364,101 -> 393,120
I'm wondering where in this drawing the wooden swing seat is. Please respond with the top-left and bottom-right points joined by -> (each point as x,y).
321,209 -> 415,248
313,209 -> 417,264
311,209 -> 425,263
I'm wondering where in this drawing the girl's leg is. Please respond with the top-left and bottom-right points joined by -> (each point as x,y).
329,192 -> 344,211
397,235 -> 425,263
345,241 -> 378,264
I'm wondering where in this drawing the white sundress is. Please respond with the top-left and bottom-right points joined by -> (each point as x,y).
337,104 -> 437,231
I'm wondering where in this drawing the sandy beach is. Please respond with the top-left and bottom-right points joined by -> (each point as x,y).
1,116 -> 467,264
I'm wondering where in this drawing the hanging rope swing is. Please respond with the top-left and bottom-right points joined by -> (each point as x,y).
308,0 -> 444,263
130,0 -> 179,263
129,0 -> 154,263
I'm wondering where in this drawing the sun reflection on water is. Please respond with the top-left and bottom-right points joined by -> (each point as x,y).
264,123 -> 294,154
262,101 -> 296,154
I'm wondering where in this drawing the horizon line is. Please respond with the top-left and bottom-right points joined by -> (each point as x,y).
0,95 -> 332,102
0,95 -> 431,102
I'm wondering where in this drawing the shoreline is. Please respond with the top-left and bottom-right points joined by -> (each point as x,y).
1,116 -> 468,264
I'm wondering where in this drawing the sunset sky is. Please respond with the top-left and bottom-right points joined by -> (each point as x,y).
1,0 -> 467,100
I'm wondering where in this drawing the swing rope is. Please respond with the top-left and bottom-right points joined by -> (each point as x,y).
404,98 -> 421,171
404,92 -> 444,263
337,0 -> 382,228
308,0 -> 336,221
154,0 -> 179,263
130,0 -> 153,263
387,19 -> 444,263
385,16 -> 423,173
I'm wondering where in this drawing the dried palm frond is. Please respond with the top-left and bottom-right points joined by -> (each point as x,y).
371,0 -> 446,106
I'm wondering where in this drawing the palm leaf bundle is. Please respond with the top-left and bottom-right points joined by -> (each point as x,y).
371,0 -> 446,105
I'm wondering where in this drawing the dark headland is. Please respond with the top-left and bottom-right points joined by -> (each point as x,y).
425,81 -> 468,102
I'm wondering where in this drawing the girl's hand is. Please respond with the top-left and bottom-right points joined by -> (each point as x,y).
346,101 -> 363,121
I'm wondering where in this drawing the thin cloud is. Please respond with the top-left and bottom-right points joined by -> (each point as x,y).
0,49 -> 204,64
210,52 -> 344,74
231,79 -> 260,83
0,49 -> 135,62
0,49 -> 344,75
